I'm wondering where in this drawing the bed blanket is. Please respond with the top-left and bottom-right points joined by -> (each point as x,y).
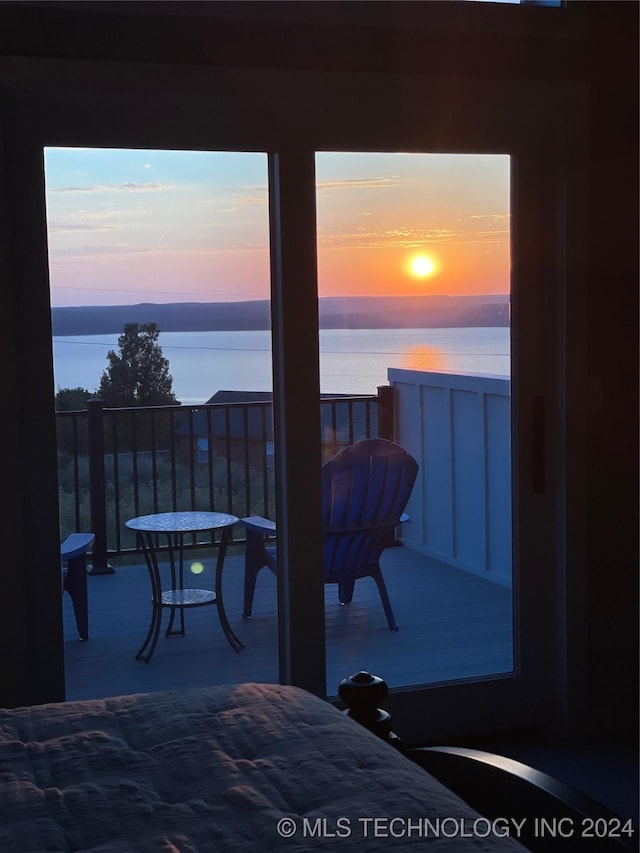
0,682 -> 526,851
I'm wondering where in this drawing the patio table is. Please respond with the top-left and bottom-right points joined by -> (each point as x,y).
125,511 -> 244,662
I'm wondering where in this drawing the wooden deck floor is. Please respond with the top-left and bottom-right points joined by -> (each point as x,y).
63,546 -> 514,701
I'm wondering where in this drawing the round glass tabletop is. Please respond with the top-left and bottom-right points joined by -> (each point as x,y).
125,511 -> 239,533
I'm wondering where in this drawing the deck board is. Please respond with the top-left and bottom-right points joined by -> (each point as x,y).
63,546 -> 513,700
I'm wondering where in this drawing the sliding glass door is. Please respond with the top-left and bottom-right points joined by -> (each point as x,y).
315,152 -> 514,698
6,61 -> 579,739
44,146 -> 280,698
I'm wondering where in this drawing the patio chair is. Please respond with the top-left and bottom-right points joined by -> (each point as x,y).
61,532 -> 95,640
241,438 -> 418,631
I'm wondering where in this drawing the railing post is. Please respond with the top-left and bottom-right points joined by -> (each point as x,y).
377,385 -> 395,440
87,398 -> 114,574
377,383 -> 401,547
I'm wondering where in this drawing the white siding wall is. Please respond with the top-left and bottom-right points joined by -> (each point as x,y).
389,369 -> 512,587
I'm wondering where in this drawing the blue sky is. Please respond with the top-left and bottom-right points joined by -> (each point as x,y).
45,148 -> 510,307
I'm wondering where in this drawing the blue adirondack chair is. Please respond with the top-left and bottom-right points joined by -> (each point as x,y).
241,438 -> 419,631
61,532 -> 95,640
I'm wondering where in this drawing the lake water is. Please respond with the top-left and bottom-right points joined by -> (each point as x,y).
52,327 -> 510,404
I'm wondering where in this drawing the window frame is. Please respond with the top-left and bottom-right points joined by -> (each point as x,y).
1,58 -> 588,739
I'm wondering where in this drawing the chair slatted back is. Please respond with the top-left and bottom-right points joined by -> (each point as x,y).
321,439 -> 418,580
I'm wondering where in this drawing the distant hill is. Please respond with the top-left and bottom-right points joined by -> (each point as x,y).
51,295 -> 510,336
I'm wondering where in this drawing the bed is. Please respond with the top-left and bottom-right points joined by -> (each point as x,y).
0,682 -> 525,852
0,683 -> 634,851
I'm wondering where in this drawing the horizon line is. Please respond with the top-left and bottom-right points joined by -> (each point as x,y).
51,292 -> 511,310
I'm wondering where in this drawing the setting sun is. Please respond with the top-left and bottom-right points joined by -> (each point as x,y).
408,254 -> 438,280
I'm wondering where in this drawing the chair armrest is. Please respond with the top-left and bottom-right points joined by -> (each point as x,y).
61,533 -> 95,561
243,515 -> 406,536
241,516 -> 277,536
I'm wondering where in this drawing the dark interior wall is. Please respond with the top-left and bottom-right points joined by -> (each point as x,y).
583,2 -> 639,722
0,124 -> 65,706
0,0 -> 590,77
0,1 -> 637,724
0,110 -> 31,706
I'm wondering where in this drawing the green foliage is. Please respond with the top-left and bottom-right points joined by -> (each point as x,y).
56,412 -> 90,457
57,452 -> 90,492
58,488 -> 91,542
98,322 -> 178,407
58,448 -> 274,552
55,389 -> 93,456
55,387 -> 94,411
55,390 -> 276,555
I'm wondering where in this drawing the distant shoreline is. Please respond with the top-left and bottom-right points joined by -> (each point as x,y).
51,295 -> 510,336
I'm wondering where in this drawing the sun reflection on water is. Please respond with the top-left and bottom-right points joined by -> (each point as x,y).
402,345 -> 446,373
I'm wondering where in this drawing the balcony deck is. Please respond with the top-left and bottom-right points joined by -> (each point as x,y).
63,546 -> 514,701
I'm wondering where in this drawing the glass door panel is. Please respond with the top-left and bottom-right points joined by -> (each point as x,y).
315,152 -> 513,697
45,147 -> 278,698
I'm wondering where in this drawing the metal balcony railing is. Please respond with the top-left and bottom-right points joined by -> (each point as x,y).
56,389 -> 391,570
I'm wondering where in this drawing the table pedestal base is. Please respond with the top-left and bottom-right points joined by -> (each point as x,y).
128,517 -> 244,663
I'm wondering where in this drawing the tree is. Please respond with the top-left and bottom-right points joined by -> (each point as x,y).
98,322 -> 178,407
55,386 -> 93,411
55,387 -> 94,456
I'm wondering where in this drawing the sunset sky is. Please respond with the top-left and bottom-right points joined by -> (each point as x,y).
44,148 -> 511,308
